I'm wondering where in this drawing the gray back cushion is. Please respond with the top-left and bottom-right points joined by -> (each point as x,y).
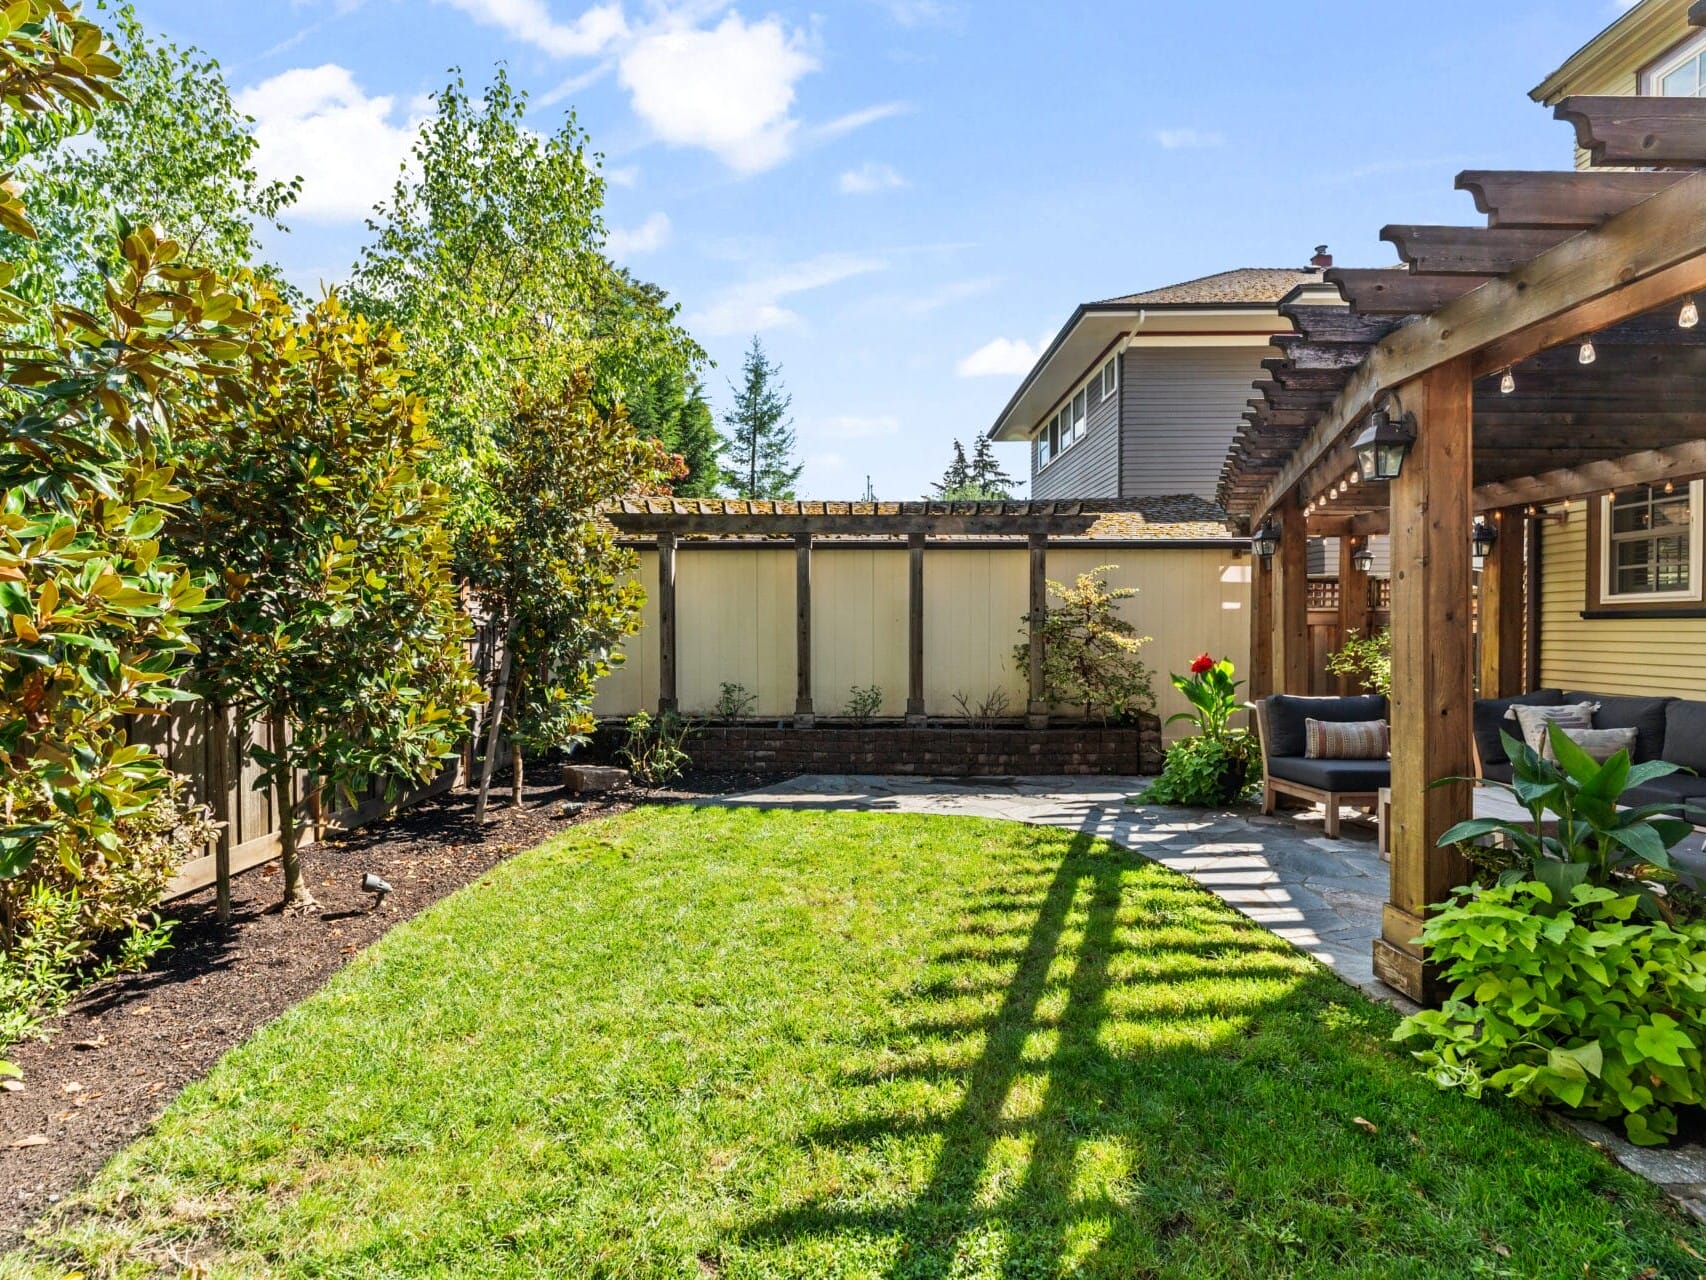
1665,700 -> 1706,775
1565,691 -> 1675,763
1265,694 -> 1388,759
1473,690 -> 1563,770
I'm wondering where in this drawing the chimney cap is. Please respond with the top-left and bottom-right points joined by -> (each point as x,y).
1310,244 -> 1333,269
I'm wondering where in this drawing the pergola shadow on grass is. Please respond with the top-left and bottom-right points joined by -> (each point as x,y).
8,808 -> 1702,1278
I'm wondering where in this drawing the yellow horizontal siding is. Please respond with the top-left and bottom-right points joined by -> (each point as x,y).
1539,517 -> 1706,699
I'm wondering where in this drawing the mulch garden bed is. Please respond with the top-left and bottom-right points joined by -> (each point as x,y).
1,767 -> 764,1250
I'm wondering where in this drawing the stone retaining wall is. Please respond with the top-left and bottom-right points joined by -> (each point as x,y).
589,718 -> 1163,777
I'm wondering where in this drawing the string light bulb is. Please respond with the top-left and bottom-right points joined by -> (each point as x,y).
1682,297 -> 1700,330
1499,367 -> 1516,395
1578,339 -> 1597,365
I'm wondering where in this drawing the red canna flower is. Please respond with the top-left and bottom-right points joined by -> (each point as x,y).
1190,653 -> 1214,675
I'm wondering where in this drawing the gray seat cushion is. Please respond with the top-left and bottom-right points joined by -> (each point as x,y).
1473,690 -> 1564,773
1664,700 -> 1706,776
1264,694 -> 1388,760
1565,691 -> 1674,763
1623,773 -> 1706,821
1481,761 -> 1514,784
1266,756 -> 1392,793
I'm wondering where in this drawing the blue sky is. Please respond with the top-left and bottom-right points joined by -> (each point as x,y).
129,0 -> 1632,499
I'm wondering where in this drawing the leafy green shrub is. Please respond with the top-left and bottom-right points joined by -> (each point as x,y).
714,682 -> 755,723
1438,724 -> 1695,909
1326,627 -> 1391,697
844,685 -> 883,724
1138,655 -> 1255,807
1014,566 -> 1154,724
2,780 -> 215,1048
1395,878 -> 1706,1146
618,710 -> 692,786
1141,736 -> 1255,807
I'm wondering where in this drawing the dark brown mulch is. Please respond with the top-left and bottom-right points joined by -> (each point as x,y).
0,767 -> 764,1250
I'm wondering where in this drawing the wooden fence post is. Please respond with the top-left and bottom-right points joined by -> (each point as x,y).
907,533 -> 926,724
657,532 -> 678,714
795,532 -> 815,725
1027,532 -> 1048,728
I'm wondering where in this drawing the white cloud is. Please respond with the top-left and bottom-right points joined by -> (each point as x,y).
810,101 -> 910,144
234,65 -> 424,222
1154,127 -> 1225,150
619,13 -> 816,173
435,0 -> 627,57
605,211 -> 671,257
604,164 -> 640,187
815,414 -> 899,439
956,336 -> 1042,378
688,252 -> 884,336
839,161 -> 904,194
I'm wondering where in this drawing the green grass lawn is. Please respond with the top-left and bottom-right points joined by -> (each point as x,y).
6,807 -> 1704,1279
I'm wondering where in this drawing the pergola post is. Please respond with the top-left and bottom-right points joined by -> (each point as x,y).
1027,532 -> 1049,728
1249,547 -> 1274,699
1337,535 -> 1372,693
657,531 -> 678,714
1375,360 -> 1476,1004
1272,493 -> 1310,694
1478,506 -> 1527,700
794,532 -> 814,726
907,533 -> 927,724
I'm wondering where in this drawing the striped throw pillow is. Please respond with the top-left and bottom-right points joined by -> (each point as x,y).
1510,702 -> 1597,755
1304,718 -> 1389,760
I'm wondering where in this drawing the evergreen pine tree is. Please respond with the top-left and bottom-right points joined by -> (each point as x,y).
969,435 -> 1017,499
720,337 -> 802,499
672,378 -> 724,497
931,440 -> 972,497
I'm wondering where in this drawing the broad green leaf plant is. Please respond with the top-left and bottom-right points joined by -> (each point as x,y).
1139,655 -> 1256,807
1395,722 -> 1706,1144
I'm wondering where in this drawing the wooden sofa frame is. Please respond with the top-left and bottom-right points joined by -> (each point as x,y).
1254,699 -> 1384,839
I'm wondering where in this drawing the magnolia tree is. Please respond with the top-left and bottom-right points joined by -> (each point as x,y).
471,374 -> 677,821
176,288 -> 481,909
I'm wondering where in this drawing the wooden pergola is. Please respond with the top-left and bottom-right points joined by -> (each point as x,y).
1218,60 -> 1706,1000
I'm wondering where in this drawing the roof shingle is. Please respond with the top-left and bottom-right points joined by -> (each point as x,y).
1095,267 -> 1326,308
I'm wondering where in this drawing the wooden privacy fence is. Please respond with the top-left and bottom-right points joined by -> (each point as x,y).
596,500 -> 1257,739
132,613 -> 502,904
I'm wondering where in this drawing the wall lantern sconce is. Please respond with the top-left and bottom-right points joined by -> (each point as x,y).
1471,519 -> 1498,564
1353,395 -> 1417,482
1252,519 -> 1281,560
1351,541 -> 1375,574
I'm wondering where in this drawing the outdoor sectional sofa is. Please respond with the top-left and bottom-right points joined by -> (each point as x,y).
1255,694 -> 1391,838
1474,689 -> 1706,821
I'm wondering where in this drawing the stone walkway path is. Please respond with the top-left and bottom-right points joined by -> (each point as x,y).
717,774 -> 1405,1008
716,773 -> 1706,1218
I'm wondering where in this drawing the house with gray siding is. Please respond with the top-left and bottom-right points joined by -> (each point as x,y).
986,262 -> 1344,503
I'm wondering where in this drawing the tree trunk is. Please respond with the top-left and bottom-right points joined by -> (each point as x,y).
271,712 -> 316,911
474,622 -> 516,826
511,744 -> 524,806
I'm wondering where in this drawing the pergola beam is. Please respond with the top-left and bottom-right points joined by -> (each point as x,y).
1456,170 -> 1686,229
1382,224 -> 1581,276
1323,269 -> 1492,315
1555,96 -> 1706,168
1249,168 -> 1706,521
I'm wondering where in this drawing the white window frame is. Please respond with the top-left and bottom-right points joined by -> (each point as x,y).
1100,355 -> 1119,401
1032,352 -> 1121,472
1642,29 -> 1706,97
1597,480 -> 1704,605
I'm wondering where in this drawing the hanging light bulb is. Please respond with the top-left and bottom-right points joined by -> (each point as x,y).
1682,297 -> 1700,330
1499,367 -> 1516,395
1578,339 -> 1597,365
